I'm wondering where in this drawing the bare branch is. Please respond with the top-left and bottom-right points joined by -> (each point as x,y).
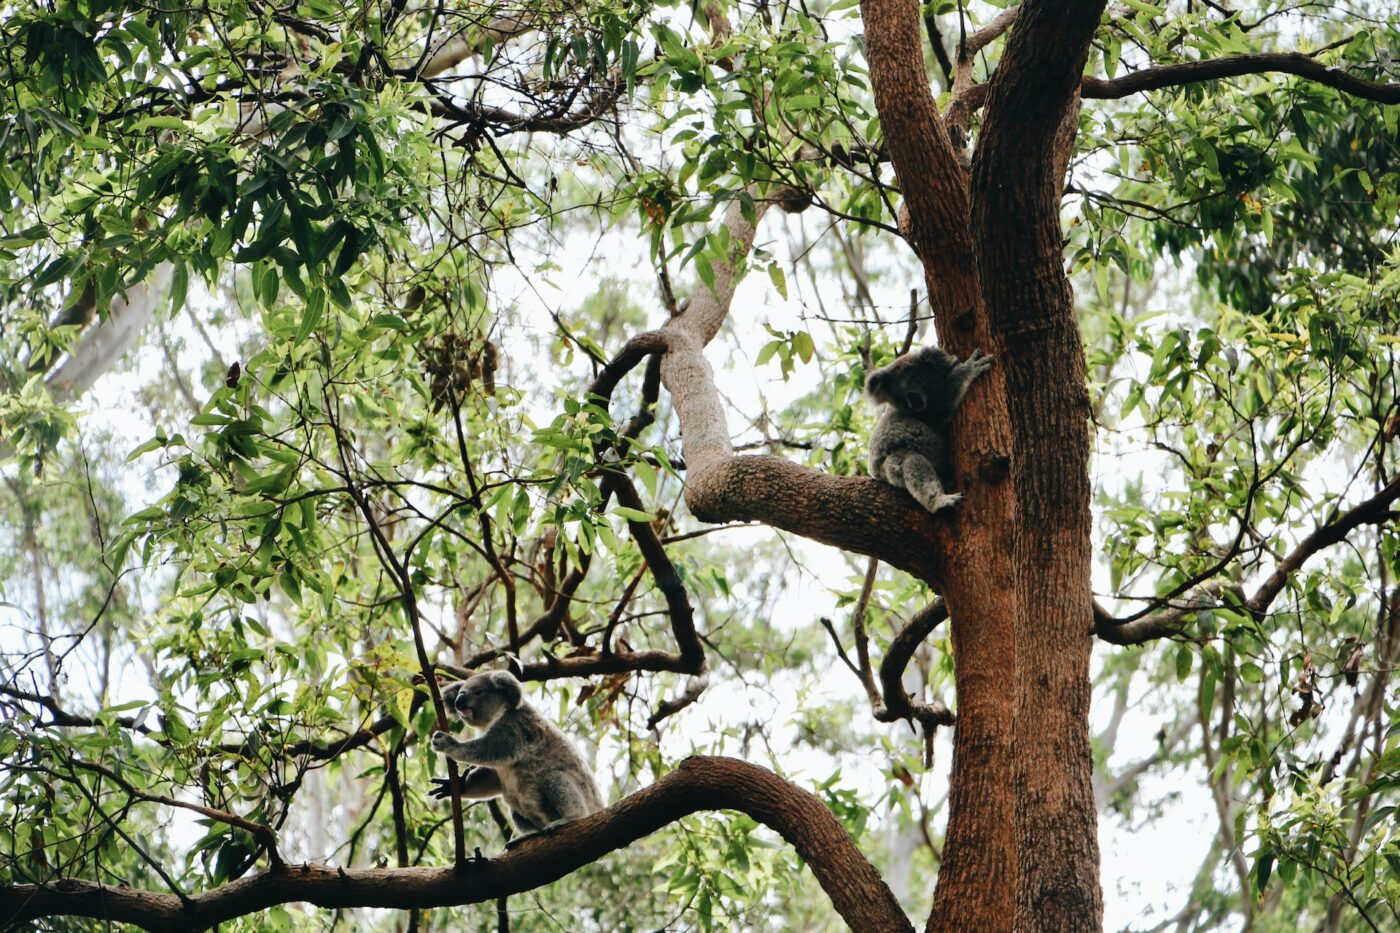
952,49 -> 1400,123
963,8 -> 1019,59
1081,51 -> 1400,104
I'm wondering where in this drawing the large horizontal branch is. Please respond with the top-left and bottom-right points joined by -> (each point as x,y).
0,757 -> 912,933
683,455 -> 944,582
953,50 -> 1400,120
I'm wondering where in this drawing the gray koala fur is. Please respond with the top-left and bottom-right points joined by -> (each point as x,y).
430,670 -> 603,846
865,345 -> 994,513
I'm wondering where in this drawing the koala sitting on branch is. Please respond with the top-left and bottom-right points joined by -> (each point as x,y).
865,346 -> 994,513
429,670 -> 602,847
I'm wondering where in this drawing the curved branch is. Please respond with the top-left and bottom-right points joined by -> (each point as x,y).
651,195 -> 954,584
1244,476 -> 1400,617
1097,477 -> 1400,644
0,757 -> 912,933
1081,51 -> 1400,104
951,50 -> 1400,122
878,599 -> 953,728
682,455 -> 945,583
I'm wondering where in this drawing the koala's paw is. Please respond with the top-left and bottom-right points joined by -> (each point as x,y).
967,350 -> 995,374
430,731 -> 457,753
928,492 -> 964,512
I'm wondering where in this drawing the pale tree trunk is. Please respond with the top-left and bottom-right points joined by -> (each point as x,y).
46,262 -> 173,404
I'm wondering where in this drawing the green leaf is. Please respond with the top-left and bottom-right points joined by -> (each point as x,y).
295,291 -> 325,345
694,253 -> 715,292
792,331 -> 815,363
767,262 -> 788,299
1254,849 -> 1274,893
169,262 -> 189,314
132,115 -> 188,132
1175,645 -> 1193,681
611,506 -> 655,523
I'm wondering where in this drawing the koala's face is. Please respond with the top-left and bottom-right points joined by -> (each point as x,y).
441,671 -> 521,728
865,347 -> 955,415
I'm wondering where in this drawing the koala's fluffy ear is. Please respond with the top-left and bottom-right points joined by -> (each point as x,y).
489,670 -> 523,708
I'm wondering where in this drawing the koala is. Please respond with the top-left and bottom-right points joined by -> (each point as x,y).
865,346 -> 994,513
429,670 -> 602,847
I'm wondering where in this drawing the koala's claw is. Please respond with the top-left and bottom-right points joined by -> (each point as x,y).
430,731 -> 456,753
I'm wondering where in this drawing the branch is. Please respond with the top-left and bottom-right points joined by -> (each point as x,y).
0,757 -> 912,933
1244,476 -> 1400,617
1081,51 -> 1400,104
1093,592 -> 1215,645
408,3 -> 578,80
963,8 -> 1019,59
650,194 -> 952,584
877,600 -> 954,729
0,684 -> 156,736
64,758 -> 282,867
834,564 -> 955,738
951,50 -> 1400,122
1097,477 -> 1400,644
681,454 -> 947,582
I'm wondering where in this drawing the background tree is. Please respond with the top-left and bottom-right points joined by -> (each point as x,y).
1,1 -> 1397,931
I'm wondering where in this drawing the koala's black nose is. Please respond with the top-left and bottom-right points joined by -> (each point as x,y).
452,693 -> 470,712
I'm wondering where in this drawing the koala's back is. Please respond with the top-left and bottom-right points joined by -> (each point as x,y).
870,408 -> 952,483
493,705 -> 602,823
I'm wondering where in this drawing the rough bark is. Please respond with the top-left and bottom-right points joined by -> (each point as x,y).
970,0 -> 1108,928
0,757 -> 911,933
858,2 -> 1018,930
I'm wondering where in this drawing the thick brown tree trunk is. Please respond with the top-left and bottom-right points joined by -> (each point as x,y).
861,0 -> 1107,929
971,2 -> 1107,927
859,3 -> 1018,930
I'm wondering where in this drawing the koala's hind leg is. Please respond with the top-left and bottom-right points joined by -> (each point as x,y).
885,451 -> 962,513
505,775 -> 595,847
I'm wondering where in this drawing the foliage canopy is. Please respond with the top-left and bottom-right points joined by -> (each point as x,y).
1,1 -> 1398,930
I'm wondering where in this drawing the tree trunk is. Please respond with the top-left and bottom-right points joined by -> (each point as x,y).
971,0 -> 1108,927
859,2 -> 1018,929
861,0 -> 1107,928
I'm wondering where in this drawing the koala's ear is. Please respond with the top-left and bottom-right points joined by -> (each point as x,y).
490,671 -> 523,707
